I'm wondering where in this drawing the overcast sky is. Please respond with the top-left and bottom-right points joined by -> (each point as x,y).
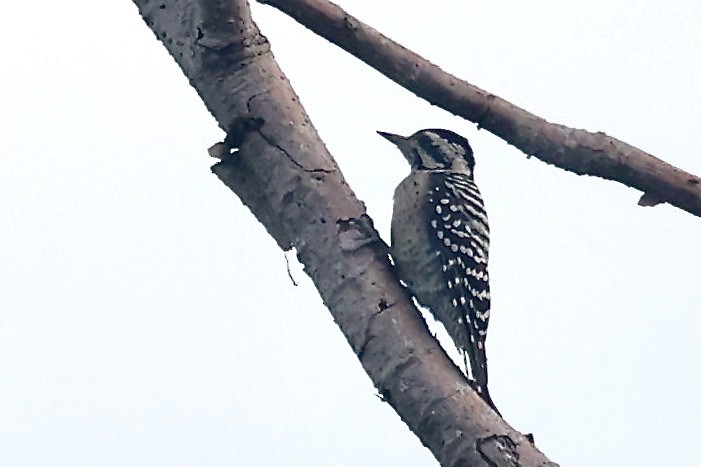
1,1 -> 700,466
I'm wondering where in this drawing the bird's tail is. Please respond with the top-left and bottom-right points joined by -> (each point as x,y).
465,346 -> 501,416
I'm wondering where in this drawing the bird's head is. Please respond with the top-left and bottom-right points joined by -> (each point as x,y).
377,128 -> 475,174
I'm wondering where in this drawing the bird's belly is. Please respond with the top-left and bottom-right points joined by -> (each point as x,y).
391,175 -> 446,308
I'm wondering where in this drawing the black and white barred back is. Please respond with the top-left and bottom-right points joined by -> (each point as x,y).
378,128 -> 498,414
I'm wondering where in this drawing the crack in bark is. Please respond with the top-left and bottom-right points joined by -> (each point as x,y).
257,129 -> 334,174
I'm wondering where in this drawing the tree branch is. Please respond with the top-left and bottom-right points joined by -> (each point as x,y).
131,0 -> 556,465
258,0 -> 701,218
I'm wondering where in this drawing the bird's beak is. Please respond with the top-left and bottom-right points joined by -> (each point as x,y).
377,131 -> 415,166
377,131 -> 407,147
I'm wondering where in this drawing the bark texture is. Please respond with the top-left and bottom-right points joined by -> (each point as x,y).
132,0 -> 557,465
259,0 -> 701,218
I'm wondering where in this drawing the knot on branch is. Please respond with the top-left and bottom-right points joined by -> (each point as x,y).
208,117 -> 264,160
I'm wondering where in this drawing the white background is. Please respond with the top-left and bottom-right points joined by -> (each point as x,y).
1,1 -> 700,466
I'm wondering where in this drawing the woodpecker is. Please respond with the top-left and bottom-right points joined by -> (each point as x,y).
378,128 -> 499,415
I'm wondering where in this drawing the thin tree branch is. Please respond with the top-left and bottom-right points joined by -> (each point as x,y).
258,0 -> 701,218
131,0 -> 556,465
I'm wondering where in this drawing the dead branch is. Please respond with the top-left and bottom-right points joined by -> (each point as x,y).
259,0 -> 701,218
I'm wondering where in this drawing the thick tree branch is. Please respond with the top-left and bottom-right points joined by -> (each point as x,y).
259,0 -> 701,218
131,0 -> 556,465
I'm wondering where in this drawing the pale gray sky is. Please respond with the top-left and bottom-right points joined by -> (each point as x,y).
1,1 -> 700,466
